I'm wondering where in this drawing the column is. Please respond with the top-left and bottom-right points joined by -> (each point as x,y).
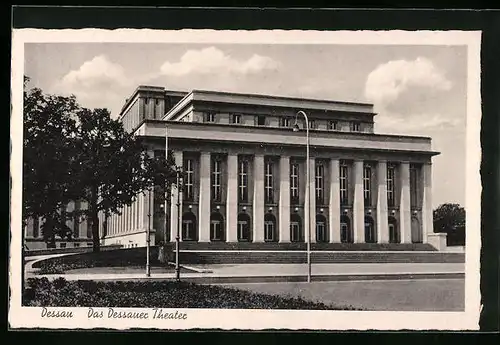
133,197 -> 138,231
308,157 -> 317,243
353,160 -> 365,243
26,217 -> 34,238
399,162 -> 412,243
170,151 -> 184,242
198,152 -> 211,242
376,161 -> 389,243
421,163 -> 433,244
279,156 -> 290,243
226,154 -> 238,242
329,159 -> 341,243
253,154 -> 265,242
79,201 -> 88,238
66,201 -> 75,238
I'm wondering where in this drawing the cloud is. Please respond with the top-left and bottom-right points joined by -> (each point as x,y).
159,47 -> 280,76
364,57 -> 452,108
52,55 -> 132,116
375,113 -> 462,135
363,57 -> 460,133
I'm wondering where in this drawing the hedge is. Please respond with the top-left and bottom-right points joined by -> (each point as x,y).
34,246 -> 174,274
23,278 -> 358,310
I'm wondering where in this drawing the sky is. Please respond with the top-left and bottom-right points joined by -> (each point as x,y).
24,43 -> 468,208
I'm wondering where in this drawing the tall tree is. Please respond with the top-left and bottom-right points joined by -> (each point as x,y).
23,80 -> 178,251
23,77 -> 80,247
72,107 -> 177,252
433,203 -> 466,245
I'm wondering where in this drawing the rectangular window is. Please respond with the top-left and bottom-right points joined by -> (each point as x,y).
280,117 -> 291,127
184,159 -> 194,201
410,165 -> 418,207
238,160 -> 249,202
60,243 -> 66,248
211,159 -> 222,201
74,243 -> 80,248
231,114 -> 241,124
387,165 -> 395,207
328,121 -> 338,130
265,161 -> 274,203
309,120 -> 316,129
290,163 -> 299,202
351,122 -> 361,132
205,112 -> 216,123
363,165 -> 372,206
315,163 -> 324,204
340,162 -> 348,205
257,115 -> 266,126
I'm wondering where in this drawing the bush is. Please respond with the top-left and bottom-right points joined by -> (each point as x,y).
34,246 -> 170,273
23,278 -> 358,310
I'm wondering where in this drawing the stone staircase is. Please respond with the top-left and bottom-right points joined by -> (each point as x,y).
178,250 -> 464,264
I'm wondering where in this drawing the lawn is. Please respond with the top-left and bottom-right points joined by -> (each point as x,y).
23,277 -> 358,310
220,278 -> 465,311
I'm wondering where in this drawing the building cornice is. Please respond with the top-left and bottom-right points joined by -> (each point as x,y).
135,120 -> 439,157
142,135 -> 440,157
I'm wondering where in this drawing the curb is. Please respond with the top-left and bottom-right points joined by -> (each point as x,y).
32,272 -> 464,283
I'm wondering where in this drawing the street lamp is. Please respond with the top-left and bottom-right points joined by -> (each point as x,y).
293,110 -> 312,283
175,168 -> 182,282
146,185 -> 153,277
165,124 -> 182,282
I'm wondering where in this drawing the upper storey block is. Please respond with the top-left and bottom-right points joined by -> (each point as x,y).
118,85 -> 376,134
118,85 -> 188,132
164,90 -> 376,133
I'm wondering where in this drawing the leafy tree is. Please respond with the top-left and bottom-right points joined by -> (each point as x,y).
23,79 -> 178,251
23,77 -> 80,247
71,107 -> 177,252
433,203 -> 466,245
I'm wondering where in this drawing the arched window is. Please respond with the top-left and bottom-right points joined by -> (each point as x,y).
340,215 -> 352,243
210,212 -> 224,241
290,213 -> 303,242
182,212 -> 197,241
238,213 -> 251,242
388,216 -> 399,243
264,213 -> 277,242
364,216 -> 376,243
316,214 -> 328,243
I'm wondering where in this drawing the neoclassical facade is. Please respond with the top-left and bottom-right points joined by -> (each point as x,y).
96,85 -> 440,249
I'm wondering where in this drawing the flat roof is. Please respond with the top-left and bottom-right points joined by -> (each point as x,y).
120,84 -> 376,119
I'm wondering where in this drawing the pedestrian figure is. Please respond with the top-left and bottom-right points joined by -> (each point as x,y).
158,241 -> 166,264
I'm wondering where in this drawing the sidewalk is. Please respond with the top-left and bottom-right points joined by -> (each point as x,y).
25,262 -> 465,283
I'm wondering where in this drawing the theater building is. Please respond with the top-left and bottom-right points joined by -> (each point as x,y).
98,85 -> 444,250
24,85 -> 446,251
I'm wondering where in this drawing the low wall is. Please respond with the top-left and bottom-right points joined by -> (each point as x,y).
101,230 -> 156,249
25,244 -> 122,257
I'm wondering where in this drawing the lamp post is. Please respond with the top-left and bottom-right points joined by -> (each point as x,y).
146,185 -> 152,277
166,124 -> 182,282
175,168 -> 182,282
293,110 -> 311,283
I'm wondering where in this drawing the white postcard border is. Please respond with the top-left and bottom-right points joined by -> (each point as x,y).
9,28 -> 482,330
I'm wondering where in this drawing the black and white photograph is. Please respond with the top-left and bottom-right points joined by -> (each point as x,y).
9,28 -> 482,330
